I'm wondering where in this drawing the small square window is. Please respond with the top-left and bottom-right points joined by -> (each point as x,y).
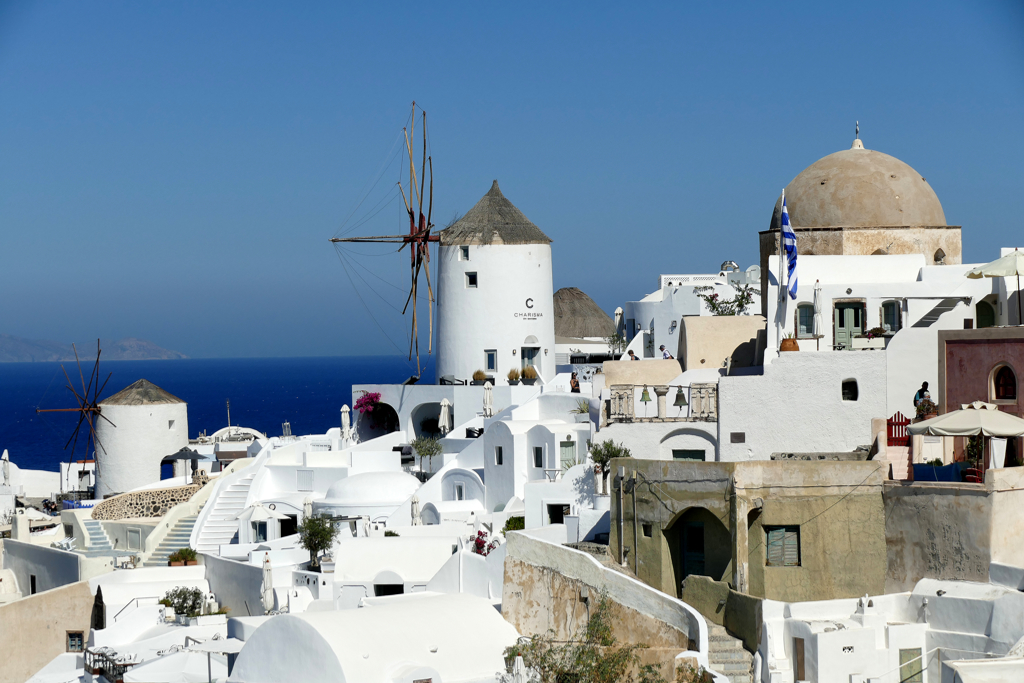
642,523 -> 653,537
534,446 -> 543,468
460,246 -> 470,261
730,432 -> 745,444
672,449 -> 704,461
765,526 -> 800,567
67,631 -> 84,653
485,350 -> 497,372
466,272 -> 478,288
495,446 -> 503,466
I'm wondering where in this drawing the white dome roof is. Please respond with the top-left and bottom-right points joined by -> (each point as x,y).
322,471 -> 421,506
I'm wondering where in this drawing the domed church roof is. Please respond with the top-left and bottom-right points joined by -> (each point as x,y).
769,138 -> 946,230
439,180 -> 552,246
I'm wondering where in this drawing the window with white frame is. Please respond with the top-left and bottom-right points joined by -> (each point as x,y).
460,246 -> 470,261
495,446 -> 503,466
466,272 -> 478,288
485,350 -> 497,372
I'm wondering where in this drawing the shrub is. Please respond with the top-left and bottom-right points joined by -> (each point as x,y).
168,547 -> 198,563
412,436 -> 443,472
298,514 -> 340,569
693,283 -> 756,316
384,529 -> 400,537
163,586 -> 204,617
915,398 -> 938,417
502,516 -> 525,534
507,368 -> 521,381
588,440 -> 632,494
926,458 -> 944,467
473,369 -> 488,381
522,365 -> 538,380
353,391 -> 381,415
470,530 -> 500,556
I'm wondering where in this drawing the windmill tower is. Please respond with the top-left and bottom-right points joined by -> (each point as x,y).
94,380 -> 188,498
436,181 -> 555,382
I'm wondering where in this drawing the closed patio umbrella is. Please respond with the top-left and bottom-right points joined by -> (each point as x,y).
438,398 -> 452,436
813,280 -> 823,338
340,405 -> 353,441
908,401 -> 1024,438
966,249 -> 1024,325
261,552 -> 274,613
482,382 -> 494,418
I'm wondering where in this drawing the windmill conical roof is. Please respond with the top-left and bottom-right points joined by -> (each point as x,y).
439,180 -> 552,246
100,379 -> 185,406
553,287 -> 615,338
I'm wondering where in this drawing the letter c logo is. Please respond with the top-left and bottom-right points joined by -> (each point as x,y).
525,298 -> 534,309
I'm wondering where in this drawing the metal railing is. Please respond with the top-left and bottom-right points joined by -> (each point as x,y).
84,648 -> 138,683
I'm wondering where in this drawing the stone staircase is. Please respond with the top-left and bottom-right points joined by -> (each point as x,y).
143,514 -> 199,567
81,519 -> 115,555
707,624 -> 753,683
192,469 -> 256,554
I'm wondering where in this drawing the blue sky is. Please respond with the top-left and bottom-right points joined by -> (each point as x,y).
1,2 -> 1021,358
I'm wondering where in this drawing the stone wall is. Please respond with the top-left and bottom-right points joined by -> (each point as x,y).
501,530 -> 709,677
681,575 -> 762,653
0,580 -> 94,683
91,483 -> 200,520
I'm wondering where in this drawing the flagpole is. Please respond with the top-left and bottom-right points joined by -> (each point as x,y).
777,189 -> 786,353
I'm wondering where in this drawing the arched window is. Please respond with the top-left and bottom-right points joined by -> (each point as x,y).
796,303 -> 815,338
977,301 -> 996,329
994,365 -> 1017,401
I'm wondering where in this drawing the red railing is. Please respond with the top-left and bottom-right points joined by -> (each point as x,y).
887,412 -> 911,447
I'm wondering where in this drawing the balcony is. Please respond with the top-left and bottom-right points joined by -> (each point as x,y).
608,383 -> 718,423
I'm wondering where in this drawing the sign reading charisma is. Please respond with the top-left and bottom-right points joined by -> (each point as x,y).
515,298 -> 542,319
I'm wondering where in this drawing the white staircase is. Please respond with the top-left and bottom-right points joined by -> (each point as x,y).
81,519 -> 115,556
191,466 -> 259,554
707,624 -> 753,683
143,514 -> 199,567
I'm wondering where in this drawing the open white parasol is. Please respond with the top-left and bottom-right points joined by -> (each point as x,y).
966,249 -> 1024,325
908,401 -> 1024,438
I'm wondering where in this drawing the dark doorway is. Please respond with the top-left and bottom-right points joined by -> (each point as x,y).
280,515 -> 298,537
374,584 -> 404,597
160,462 -> 174,480
547,504 -> 569,525
664,507 -> 731,597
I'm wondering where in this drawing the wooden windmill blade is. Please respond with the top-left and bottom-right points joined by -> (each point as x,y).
329,102 -> 439,378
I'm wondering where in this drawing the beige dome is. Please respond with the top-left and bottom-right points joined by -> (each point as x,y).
770,141 -> 946,230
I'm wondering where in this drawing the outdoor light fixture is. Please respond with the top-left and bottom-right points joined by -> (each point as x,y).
512,349 -> 516,355
673,386 -> 688,407
640,386 -> 651,403
670,320 -> 677,333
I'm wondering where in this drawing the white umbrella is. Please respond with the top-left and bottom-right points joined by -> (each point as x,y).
483,382 -> 494,418
813,280 -> 824,340
1,449 -> 9,486
340,405 -> 353,441
410,495 -> 421,526
438,398 -> 452,436
967,249 -> 1024,325
122,650 -> 227,683
235,503 -> 289,523
261,552 -> 274,613
302,497 -> 313,520
909,401 -> 1024,438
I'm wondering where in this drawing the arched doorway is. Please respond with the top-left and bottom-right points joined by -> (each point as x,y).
664,506 -> 731,597
409,402 -> 443,439
355,402 -> 400,441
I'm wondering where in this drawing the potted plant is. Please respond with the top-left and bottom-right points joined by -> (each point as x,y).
298,513 -> 340,571
167,548 -> 198,566
570,399 -> 591,423
507,368 -> 521,385
916,398 -> 938,421
411,435 -> 443,473
780,333 -> 799,352
471,370 -> 492,386
521,365 -> 538,385
588,439 -> 632,494
853,326 -> 889,350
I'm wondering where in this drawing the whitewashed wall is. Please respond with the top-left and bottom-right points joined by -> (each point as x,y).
718,351 -> 886,460
436,243 -> 555,382
94,402 -> 188,498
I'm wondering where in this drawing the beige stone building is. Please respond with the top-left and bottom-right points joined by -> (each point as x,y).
610,459 -> 888,604
759,136 -> 962,316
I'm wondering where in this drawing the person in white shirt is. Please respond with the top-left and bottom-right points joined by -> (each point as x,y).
660,345 -> 674,360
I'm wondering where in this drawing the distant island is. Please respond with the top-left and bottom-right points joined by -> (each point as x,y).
0,334 -> 188,362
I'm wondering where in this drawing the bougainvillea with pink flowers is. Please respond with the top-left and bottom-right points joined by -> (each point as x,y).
470,530 -> 500,556
353,391 -> 381,415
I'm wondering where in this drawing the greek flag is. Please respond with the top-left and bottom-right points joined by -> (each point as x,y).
781,194 -> 798,300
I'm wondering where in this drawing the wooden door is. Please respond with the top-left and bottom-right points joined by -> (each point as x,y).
834,304 -> 864,349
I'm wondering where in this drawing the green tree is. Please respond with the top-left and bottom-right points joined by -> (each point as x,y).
693,284 -> 756,316
298,514 -> 339,569
501,594 -> 663,683
412,435 -> 443,473
588,440 -> 632,495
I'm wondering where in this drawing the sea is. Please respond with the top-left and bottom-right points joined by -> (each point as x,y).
0,355 -> 433,472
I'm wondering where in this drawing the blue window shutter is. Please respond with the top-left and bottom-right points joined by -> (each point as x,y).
767,528 -> 784,566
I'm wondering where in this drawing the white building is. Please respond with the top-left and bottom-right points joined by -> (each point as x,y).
94,380 -> 189,498
436,180 -> 556,384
